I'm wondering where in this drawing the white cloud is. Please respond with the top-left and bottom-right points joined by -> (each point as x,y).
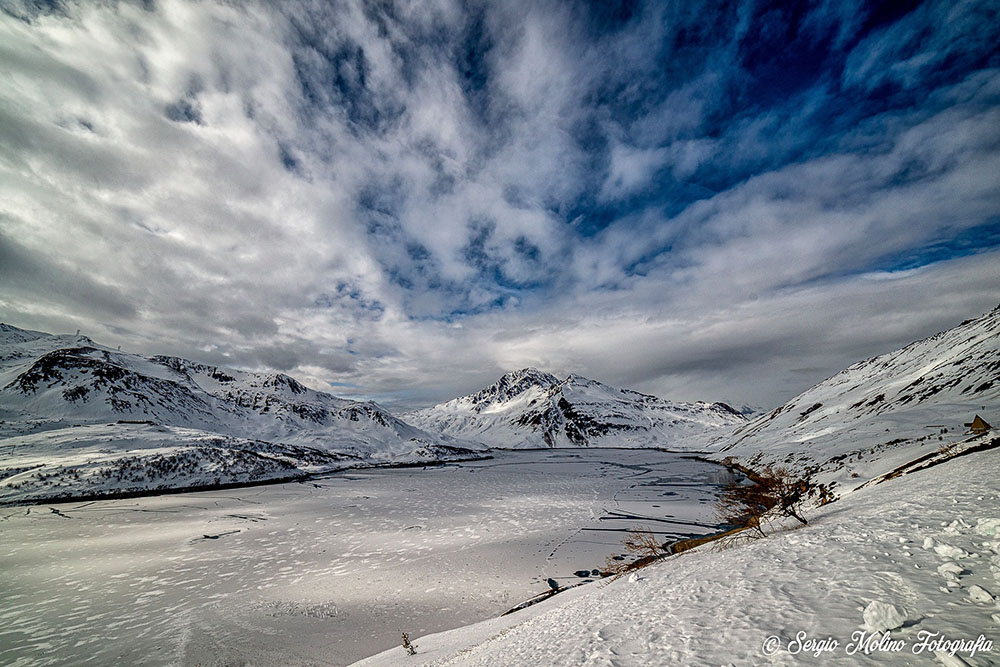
1,0 -> 997,412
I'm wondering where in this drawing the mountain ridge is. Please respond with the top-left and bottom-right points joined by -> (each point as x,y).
706,304 -> 1000,494
404,367 -> 746,449
0,323 -> 484,504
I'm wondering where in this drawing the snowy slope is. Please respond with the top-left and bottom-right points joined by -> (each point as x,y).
0,324 -> 483,503
708,305 -> 1000,494
0,422 -> 360,505
358,446 -> 1000,667
404,368 -> 747,449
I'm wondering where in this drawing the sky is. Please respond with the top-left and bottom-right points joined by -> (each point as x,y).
1,0 -> 999,411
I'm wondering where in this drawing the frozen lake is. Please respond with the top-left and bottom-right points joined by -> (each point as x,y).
0,449 -> 732,666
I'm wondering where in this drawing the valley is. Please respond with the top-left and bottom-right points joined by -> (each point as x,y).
0,449 -> 730,667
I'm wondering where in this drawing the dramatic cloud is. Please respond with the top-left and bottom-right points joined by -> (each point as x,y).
1,0 -> 998,410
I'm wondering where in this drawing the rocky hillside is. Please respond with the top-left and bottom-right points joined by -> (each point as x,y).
708,306 -> 1000,494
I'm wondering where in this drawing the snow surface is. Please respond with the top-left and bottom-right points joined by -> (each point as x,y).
404,368 -> 746,449
0,449 -> 729,666
358,447 -> 1000,666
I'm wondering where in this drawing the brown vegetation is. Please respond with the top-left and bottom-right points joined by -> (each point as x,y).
715,465 -> 818,546
603,527 -> 670,578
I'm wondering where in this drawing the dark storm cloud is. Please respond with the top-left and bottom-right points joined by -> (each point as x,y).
0,229 -> 137,321
0,0 -> 998,409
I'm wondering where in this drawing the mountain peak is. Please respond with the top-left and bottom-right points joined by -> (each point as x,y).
466,368 -> 559,409
508,367 -> 559,383
407,367 -> 746,448
562,372 -> 597,386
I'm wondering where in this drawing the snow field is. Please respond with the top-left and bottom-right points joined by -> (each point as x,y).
0,450 -> 726,666
358,447 -> 1000,666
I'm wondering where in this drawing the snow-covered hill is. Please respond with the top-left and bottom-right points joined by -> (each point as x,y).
0,324 -> 483,503
404,368 -> 747,449
708,305 -> 1000,494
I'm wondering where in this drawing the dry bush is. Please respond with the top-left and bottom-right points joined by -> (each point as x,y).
603,527 -> 669,579
401,631 -> 417,656
715,465 -> 816,546
712,526 -> 764,551
623,527 -> 666,557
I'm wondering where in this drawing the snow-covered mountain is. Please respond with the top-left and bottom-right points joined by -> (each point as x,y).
0,324 -> 483,503
404,368 -> 747,449
708,305 -> 1000,494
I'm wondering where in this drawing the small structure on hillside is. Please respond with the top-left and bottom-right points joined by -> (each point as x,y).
964,415 -> 992,435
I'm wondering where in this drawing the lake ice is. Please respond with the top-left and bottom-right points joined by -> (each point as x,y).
0,449 -> 732,666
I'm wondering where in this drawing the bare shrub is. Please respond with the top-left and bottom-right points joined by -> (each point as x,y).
401,631 -> 417,656
712,526 -> 764,551
715,465 -> 816,545
603,527 -> 668,579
